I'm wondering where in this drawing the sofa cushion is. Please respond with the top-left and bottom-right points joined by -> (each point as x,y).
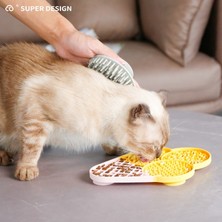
0,0 -> 55,44
215,0 -> 222,66
0,10 -> 40,44
57,0 -> 139,41
118,41 -> 221,106
139,0 -> 214,66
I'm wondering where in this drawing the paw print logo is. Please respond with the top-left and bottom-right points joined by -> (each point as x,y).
5,5 -> 14,12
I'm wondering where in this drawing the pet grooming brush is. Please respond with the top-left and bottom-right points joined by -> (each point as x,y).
88,55 -> 134,86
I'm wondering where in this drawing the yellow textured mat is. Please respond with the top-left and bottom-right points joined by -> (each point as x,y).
89,147 -> 211,186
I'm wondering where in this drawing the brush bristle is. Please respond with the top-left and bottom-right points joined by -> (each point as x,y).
88,55 -> 134,86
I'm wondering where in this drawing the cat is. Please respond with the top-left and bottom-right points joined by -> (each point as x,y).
0,43 -> 170,181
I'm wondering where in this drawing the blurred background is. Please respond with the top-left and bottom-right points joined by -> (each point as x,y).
0,0 -> 222,115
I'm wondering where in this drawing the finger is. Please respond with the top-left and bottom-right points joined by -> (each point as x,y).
133,79 -> 140,88
101,47 -> 126,64
93,41 -> 126,64
61,53 -> 89,66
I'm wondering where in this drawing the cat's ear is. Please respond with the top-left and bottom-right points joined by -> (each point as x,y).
158,90 -> 168,107
129,104 -> 152,124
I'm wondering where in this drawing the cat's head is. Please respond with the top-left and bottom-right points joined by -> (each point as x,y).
115,91 -> 170,162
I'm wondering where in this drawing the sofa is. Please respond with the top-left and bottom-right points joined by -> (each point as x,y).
0,0 -> 221,113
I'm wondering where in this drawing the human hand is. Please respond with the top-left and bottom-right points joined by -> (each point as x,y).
53,29 -> 140,86
133,80 -> 140,87
53,29 -> 125,66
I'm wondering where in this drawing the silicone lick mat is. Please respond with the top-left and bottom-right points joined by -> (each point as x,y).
89,147 -> 211,186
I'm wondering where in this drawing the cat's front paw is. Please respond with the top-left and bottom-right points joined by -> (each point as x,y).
15,165 -> 39,181
0,150 -> 13,166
